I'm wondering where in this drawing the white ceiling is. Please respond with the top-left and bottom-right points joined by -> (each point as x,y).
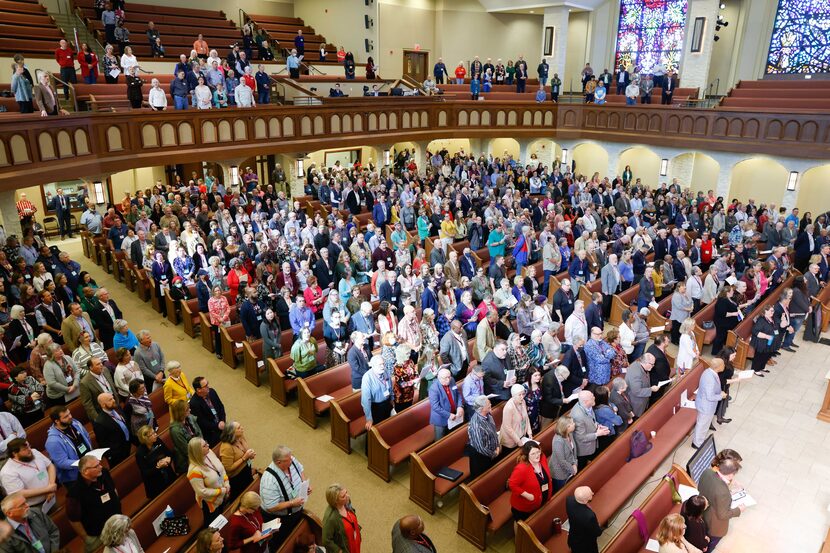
478,0 -> 606,14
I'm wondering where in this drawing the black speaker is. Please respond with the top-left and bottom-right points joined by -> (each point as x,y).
365,38 -> 373,52
365,14 -> 373,28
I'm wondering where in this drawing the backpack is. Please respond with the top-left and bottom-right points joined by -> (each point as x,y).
627,430 -> 652,461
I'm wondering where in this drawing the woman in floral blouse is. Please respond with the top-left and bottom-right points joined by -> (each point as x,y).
208,286 -> 232,359
507,332 -> 531,384
392,344 -> 419,412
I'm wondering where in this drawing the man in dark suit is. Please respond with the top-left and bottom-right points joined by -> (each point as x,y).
189,376 -> 226,447
584,292 -> 604,331
313,247 -> 335,290
92,393 -> 132,466
378,269 -> 402,312
130,229 -> 151,266
460,249 -> 478,280
49,188 -> 73,239
566,486 -> 602,553
88,288 -> 122,350
372,194 -> 390,231
481,340 -> 513,403
698,459 -> 744,551
615,66 -> 630,95
646,335 -> 671,405
793,226 -> 817,273
661,70 -> 676,104
562,337 -> 588,396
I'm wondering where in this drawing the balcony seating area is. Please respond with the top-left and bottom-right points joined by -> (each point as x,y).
719,79 -> 830,111
74,0 -> 244,60
435,83 -> 699,105
0,0 -> 64,56
245,14 -> 336,58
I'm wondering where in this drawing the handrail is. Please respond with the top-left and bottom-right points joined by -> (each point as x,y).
707,77 -> 721,97
48,72 -> 79,112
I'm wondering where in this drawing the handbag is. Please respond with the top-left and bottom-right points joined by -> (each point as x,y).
160,515 -> 191,537
626,430 -> 653,462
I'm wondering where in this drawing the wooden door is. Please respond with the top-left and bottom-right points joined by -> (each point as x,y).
403,50 -> 429,83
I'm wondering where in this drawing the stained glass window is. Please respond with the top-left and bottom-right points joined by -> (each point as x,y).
614,0 -> 688,74
766,0 -> 830,74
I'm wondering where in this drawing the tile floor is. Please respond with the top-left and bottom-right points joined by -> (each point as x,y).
68,237 -> 830,553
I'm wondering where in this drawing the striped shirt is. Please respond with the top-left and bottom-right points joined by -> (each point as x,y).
467,411 -> 499,458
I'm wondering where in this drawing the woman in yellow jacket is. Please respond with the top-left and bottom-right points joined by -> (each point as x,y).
163,360 -> 194,407
652,262 -> 665,300
439,214 -> 457,242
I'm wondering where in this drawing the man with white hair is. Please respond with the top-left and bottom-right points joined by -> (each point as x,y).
88,289 -> 122,350
350,301 -> 376,352
466,395 -> 500,478
564,300 -> 588,347
361,355 -> 394,431
0,491 -> 60,552
428,368 -> 463,440
571,390 -> 610,470
260,445 -> 309,543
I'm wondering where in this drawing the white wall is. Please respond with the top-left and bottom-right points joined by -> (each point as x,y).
564,11 -> 590,94
294,0 -> 378,64
706,0 -> 743,95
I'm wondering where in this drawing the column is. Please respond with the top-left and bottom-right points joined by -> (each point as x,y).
0,190 -> 22,238
680,0 -> 720,96
413,141 -> 429,169
468,138 -> 483,157
542,6 -> 570,78
604,143 -> 627,179
518,139 -> 532,166
781,159 -> 816,210
668,155 -> 694,188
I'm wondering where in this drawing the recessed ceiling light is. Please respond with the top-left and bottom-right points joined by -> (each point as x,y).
529,10 -> 534,13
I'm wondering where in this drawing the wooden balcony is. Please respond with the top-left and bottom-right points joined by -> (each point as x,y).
0,96 -> 828,188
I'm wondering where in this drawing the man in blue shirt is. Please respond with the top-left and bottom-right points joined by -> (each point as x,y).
288,297 -> 314,337
255,64 -> 270,105
44,406 -> 92,484
107,218 -> 127,250
433,58 -> 448,84
361,355 -> 393,431
286,49 -> 301,79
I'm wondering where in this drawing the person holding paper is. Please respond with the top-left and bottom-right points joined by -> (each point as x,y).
260,446 -> 309,547
675,319 -> 699,374
0,492 -> 60,553
749,304 -> 779,375
572,390 -> 610,470
227,491 -> 273,553
625,353 -> 659,417
692,358 -> 727,449
360,355 -> 394,431
428,369 -> 463,441
697,458 -> 744,550
501,385 -> 533,451
646,336 -> 672,406
670,281 -> 694,345
712,285 -> 741,355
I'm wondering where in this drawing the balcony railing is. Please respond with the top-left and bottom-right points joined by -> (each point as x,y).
0,96 -> 828,188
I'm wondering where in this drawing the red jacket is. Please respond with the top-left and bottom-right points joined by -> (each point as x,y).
455,66 -> 467,79
700,239 -> 714,264
77,52 -> 99,77
242,74 -> 256,91
508,455 -> 553,513
55,47 -> 75,68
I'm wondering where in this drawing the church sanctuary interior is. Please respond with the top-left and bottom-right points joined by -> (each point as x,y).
0,0 -> 830,552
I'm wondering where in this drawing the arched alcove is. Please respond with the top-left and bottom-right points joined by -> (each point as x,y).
669,152 -> 720,195
795,165 -> 830,214
489,138 -> 519,159
426,139 -> 470,156
572,142 -> 609,180
617,146 -> 661,188
728,157 -> 787,207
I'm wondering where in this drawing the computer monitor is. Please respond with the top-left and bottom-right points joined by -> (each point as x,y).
686,435 -> 717,484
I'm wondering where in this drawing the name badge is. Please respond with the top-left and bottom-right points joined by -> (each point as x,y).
78,444 -> 88,455
210,408 -> 217,417
71,271 -> 77,276
151,359 -> 158,367
383,388 -> 390,398
567,299 -> 572,304
66,374 -> 74,384
37,471 -> 47,481
541,483 -> 549,493
31,540 -> 44,553
101,493 -> 111,503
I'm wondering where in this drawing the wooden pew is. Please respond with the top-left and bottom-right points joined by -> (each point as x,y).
276,510 -> 324,553
121,257 -> 136,292
610,283 -> 641,327
181,298 -> 202,337
691,300 -> 717,352
199,309 -> 240,353
242,327 -> 307,387
456,424 -> 558,550
329,390 -> 364,454
219,324 -> 247,369
367,399 -> 434,482
268,341 -> 329,406
164,284 -> 196,325
130,474 -> 203,552
513,363 -> 705,553
601,465 -> 696,553
578,278 -> 602,305
726,272 -> 796,369
409,403 -> 505,514
296,362 -> 352,428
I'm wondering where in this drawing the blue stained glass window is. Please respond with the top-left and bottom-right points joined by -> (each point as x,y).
766,0 -> 830,74
614,0 -> 689,74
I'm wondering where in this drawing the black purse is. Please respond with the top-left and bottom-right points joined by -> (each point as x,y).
160,515 -> 191,537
